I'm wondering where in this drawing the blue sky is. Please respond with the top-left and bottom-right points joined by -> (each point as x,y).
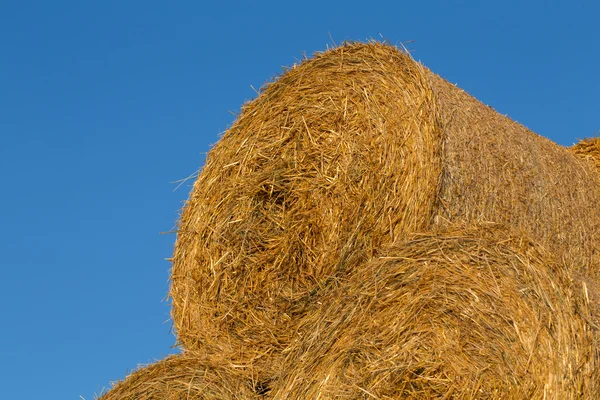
1,1 -> 598,399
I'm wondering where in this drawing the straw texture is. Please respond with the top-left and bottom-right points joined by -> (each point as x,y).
98,42 -> 600,399
570,137 -> 600,171
430,74 -> 600,279
100,227 -> 599,399
170,42 -> 443,361
97,353 -> 265,400
170,42 -> 600,357
271,226 -> 598,399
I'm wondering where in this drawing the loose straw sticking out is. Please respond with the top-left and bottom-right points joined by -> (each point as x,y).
271,225 -> 599,399
97,352 -> 267,400
170,42 -> 443,360
570,137 -> 600,171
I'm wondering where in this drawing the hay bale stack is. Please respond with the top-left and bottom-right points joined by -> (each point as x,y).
170,41 -> 600,358
570,137 -> 600,171
98,42 -> 600,399
97,352 -> 267,399
271,226 -> 599,399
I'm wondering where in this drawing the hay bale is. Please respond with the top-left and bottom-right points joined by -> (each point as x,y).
170,41 -> 600,357
271,226 -> 599,399
171,42 -> 443,358
570,137 -> 600,171
97,352 -> 268,399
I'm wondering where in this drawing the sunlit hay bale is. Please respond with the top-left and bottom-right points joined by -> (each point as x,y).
570,137 -> 600,171
170,42 -> 443,358
97,352 -> 269,400
272,226 -> 599,399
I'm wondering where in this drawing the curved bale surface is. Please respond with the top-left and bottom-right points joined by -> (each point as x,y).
171,43 -> 443,356
429,74 -> 600,279
272,226 -> 599,399
570,137 -> 600,171
171,42 -> 600,355
97,353 -> 268,400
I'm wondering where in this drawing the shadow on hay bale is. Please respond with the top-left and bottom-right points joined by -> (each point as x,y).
271,226 -> 599,399
170,41 -> 600,360
97,352 -> 267,400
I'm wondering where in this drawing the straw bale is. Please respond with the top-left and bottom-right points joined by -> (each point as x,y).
570,137 -> 600,171
170,41 -> 600,357
97,352 -> 268,400
170,42 -> 443,357
271,226 -> 599,399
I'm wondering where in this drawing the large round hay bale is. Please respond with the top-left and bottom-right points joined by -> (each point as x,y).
97,352 -> 268,399
170,42 -> 600,356
271,226 -> 599,399
171,42 -> 443,357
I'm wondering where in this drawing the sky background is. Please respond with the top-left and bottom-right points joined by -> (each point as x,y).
1,1 -> 598,398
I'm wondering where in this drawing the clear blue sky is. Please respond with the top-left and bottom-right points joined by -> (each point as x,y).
1,1 -> 598,399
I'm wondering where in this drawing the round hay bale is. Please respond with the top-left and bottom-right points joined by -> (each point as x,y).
271,226 -> 599,399
171,42 -> 443,357
570,137 -> 600,171
97,352 -> 269,399
170,41 -> 600,356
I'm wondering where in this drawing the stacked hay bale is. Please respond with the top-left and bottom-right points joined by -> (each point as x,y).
170,42 -> 443,367
272,226 -> 598,398
99,42 -> 600,398
98,352 -> 264,399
